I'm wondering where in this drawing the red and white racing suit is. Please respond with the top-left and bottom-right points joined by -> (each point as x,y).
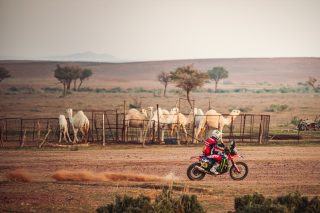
203,137 -> 226,164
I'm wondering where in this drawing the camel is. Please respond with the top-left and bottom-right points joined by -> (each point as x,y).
125,108 -> 149,143
58,115 -> 72,143
167,107 -> 205,143
66,108 -> 90,143
149,107 -> 172,143
195,109 -> 241,143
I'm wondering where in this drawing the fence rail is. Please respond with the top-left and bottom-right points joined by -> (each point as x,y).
0,110 -> 274,148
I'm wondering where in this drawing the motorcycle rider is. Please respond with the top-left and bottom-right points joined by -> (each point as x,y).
202,130 -> 227,174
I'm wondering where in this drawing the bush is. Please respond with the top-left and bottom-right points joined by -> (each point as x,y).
97,189 -> 206,213
129,98 -> 142,109
7,86 -> 37,94
229,106 -> 252,113
96,194 -> 153,213
231,192 -> 320,213
41,87 -> 62,93
264,104 -> 288,112
291,116 -> 301,126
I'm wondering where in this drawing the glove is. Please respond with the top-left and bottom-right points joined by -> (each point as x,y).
224,147 -> 230,155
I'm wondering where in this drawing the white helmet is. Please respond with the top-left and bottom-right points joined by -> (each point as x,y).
211,130 -> 222,141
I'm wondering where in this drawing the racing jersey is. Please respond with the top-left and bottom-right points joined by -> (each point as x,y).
203,137 -> 225,156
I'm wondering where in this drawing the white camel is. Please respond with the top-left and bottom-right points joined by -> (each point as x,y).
167,107 -> 205,143
66,108 -> 90,143
125,108 -> 149,143
149,107 -> 172,143
195,109 -> 241,143
58,115 -> 72,143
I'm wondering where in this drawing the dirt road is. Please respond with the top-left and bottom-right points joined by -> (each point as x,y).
0,144 -> 319,212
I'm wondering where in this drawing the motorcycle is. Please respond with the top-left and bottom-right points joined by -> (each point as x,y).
187,140 -> 248,181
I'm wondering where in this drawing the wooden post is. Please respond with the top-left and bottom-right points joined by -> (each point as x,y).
116,110 -> 119,143
37,120 -> 41,142
32,119 -> 36,142
102,112 -> 105,146
91,111 -> 94,143
39,128 -> 51,148
258,115 -> 263,144
20,129 -> 27,148
157,104 -> 160,143
0,124 -> 4,147
123,100 -> 126,143
20,119 -> 23,142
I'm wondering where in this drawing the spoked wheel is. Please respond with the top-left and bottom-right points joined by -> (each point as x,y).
229,162 -> 248,180
187,162 -> 206,181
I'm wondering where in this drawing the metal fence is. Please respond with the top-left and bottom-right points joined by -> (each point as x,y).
0,110 -> 271,147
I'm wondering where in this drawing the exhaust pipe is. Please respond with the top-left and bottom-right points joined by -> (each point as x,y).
195,165 -> 209,173
195,165 -> 217,176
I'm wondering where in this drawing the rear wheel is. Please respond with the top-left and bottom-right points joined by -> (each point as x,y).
229,162 -> 248,180
187,162 -> 206,181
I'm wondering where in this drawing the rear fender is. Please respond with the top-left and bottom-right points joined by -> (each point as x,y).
190,156 -> 202,160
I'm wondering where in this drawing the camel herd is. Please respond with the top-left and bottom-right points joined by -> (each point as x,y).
58,107 -> 241,144
125,106 -> 241,144
58,108 -> 90,144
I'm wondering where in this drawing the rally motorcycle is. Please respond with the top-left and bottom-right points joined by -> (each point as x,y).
187,140 -> 248,181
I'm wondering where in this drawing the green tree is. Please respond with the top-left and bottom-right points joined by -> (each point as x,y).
0,67 -> 11,82
54,65 -> 80,96
170,65 -> 208,108
77,68 -> 93,90
157,71 -> 171,96
306,76 -> 319,92
207,67 -> 229,91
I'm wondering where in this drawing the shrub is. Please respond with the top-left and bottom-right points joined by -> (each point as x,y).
231,192 -> 320,213
7,86 -> 37,94
96,194 -> 153,213
291,116 -> 301,126
229,106 -> 252,113
129,98 -> 142,109
41,87 -> 62,93
264,104 -> 288,112
97,189 -> 206,213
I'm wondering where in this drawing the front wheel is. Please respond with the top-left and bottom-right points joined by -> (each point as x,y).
229,162 -> 248,180
187,162 -> 206,181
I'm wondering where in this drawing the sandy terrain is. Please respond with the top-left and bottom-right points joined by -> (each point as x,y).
0,145 -> 319,212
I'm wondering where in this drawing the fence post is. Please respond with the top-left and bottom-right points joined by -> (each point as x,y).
0,122 -> 3,147
123,100 -> 126,143
91,111 -> 94,143
157,104 -> 160,143
258,115 -> 263,144
102,112 -> 105,146
20,119 -> 23,142
116,110 -> 119,143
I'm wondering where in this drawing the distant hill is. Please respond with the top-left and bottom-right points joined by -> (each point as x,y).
0,58 -> 319,89
42,51 -> 124,63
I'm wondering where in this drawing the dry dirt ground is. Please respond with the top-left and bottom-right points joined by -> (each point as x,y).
0,144 -> 319,212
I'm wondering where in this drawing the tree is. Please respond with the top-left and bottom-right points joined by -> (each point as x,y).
77,69 -> 93,91
306,76 -> 319,92
170,65 -> 208,108
0,67 -> 11,82
157,71 -> 171,96
207,67 -> 229,91
54,65 -> 80,96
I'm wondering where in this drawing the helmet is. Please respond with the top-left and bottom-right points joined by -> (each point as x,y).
211,130 -> 222,141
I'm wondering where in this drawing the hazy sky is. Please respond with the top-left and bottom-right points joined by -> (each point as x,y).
1,0 -> 320,61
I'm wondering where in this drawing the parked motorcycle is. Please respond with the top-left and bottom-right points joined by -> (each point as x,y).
187,140 -> 248,181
